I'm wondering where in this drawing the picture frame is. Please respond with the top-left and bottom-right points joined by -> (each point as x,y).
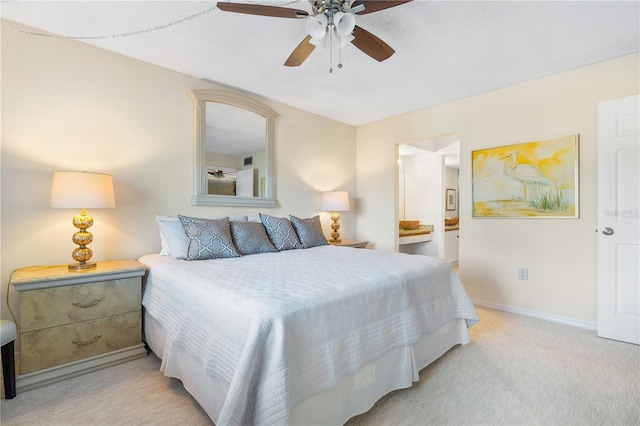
472,134 -> 579,218
446,189 -> 456,211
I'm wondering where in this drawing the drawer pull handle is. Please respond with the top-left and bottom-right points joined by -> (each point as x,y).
72,334 -> 102,346
72,297 -> 104,308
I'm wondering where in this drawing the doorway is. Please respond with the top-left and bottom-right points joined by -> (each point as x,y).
396,133 -> 460,263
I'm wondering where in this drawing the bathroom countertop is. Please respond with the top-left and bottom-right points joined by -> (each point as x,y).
399,228 -> 431,237
399,224 -> 434,237
445,225 -> 459,232
399,225 -> 433,237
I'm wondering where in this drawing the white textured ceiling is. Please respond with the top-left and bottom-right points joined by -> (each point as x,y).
2,1 -> 639,126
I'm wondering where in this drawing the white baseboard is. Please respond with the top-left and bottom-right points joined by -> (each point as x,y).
472,299 -> 597,331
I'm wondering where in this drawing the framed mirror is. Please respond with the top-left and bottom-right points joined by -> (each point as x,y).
188,89 -> 279,207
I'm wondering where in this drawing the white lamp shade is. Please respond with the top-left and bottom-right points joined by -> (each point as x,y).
50,171 -> 116,209
306,14 -> 328,39
322,191 -> 350,212
334,11 -> 355,36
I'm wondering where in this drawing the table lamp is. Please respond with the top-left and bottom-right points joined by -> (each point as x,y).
50,171 -> 115,270
322,191 -> 350,243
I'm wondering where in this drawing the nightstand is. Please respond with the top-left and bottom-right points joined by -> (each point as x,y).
9,260 -> 148,392
329,239 -> 369,248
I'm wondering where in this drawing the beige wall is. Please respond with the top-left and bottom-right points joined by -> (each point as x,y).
0,20 -> 356,321
356,53 -> 640,325
3,19 -> 638,328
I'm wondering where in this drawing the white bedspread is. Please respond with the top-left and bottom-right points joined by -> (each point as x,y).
140,246 -> 478,425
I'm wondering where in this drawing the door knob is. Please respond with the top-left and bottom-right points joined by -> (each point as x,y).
602,227 -> 614,236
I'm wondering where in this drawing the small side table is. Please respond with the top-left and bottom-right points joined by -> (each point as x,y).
10,259 -> 148,392
329,239 -> 369,248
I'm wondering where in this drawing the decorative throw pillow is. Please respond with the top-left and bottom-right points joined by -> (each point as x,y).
230,221 -> 277,256
290,215 -> 328,249
178,215 -> 241,260
259,213 -> 302,251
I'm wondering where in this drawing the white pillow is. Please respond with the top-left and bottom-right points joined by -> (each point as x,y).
229,215 -> 249,223
156,215 -> 190,259
156,215 -> 249,258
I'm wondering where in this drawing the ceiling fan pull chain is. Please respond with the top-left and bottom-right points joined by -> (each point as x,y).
329,25 -> 334,73
338,29 -> 344,69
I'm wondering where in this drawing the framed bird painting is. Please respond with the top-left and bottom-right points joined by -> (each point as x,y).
472,134 -> 579,218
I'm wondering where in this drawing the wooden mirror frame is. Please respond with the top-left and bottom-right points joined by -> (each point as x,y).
188,89 -> 279,207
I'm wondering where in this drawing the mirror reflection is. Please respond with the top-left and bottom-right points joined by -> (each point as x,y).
188,90 -> 279,207
206,103 -> 266,197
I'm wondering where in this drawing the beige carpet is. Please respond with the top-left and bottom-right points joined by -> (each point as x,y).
1,307 -> 638,425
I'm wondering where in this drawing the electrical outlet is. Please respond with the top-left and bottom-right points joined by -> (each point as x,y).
518,267 -> 528,281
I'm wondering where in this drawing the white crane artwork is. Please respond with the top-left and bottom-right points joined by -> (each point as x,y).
501,152 -> 552,201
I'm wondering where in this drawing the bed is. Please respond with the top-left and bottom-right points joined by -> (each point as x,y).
139,215 -> 478,425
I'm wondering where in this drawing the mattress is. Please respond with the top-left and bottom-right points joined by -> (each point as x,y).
139,246 -> 478,425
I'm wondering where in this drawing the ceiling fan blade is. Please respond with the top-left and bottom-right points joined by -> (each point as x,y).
351,25 -> 395,62
216,2 -> 309,18
351,0 -> 413,15
284,35 -> 316,67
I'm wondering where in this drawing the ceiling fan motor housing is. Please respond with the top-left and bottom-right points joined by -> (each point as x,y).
308,0 -> 356,49
310,0 -> 361,15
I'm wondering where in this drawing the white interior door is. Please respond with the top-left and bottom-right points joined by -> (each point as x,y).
235,168 -> 255,197
597,95 -> 640,345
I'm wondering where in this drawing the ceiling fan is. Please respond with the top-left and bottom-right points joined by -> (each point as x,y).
216,0 -> 412,70
208,169 -> 238,179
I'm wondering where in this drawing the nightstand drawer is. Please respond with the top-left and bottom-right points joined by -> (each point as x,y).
19,311 -> 141,374
19,278 -> 141,332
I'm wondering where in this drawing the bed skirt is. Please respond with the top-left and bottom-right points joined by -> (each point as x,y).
144,310 -> 470,425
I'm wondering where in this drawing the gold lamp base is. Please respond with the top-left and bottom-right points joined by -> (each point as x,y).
68,261 -> 97,271
69,208 -> 97,271
329,211 -> 342,243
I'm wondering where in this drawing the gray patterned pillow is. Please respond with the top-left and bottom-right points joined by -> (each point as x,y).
259,213 -> 301,251
230,221 -> 277,256
178,215 -> 241,260
290,215 -> 328,248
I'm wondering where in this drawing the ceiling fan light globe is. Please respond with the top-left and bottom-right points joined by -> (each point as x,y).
338,33 -> 355,47
309,36 -> 329,49
306,14 -> 328,39
334,11 -> 355,36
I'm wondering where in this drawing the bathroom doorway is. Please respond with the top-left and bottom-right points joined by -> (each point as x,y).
396,133 -> 459,263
